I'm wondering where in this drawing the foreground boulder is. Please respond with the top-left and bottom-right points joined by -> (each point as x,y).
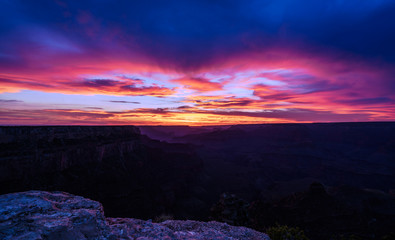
0,191 -> 270,240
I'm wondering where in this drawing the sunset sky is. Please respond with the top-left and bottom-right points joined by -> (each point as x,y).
1,0 -> 394,125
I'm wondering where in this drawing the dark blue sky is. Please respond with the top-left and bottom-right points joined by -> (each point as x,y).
2,0 -> 395,68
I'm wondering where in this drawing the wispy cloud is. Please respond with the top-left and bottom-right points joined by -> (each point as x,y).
0,99 -> 23,103
0,0 -> 394,124
108,100 -> 140,104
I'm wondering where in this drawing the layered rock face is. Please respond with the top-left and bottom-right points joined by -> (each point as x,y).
0,191 -> 270,240
0,126 -> 206,219
0,126 -> 142,180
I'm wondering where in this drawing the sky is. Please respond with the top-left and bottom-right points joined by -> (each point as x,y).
0,0 -> 394,125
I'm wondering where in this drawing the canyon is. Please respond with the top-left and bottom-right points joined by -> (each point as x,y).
1,123 -> 395,239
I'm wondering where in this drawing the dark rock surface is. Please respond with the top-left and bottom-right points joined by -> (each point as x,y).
1,124 -> 395,238
154,122 -> 395,200
247,182 -> 395,239
0,191 -> 270,240
210,193 -> 250,226
0,126 -> 206,219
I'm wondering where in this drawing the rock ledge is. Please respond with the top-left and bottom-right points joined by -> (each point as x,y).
0,191 -> 270,240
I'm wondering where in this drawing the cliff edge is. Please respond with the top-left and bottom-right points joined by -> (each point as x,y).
0,191 -> 270,240
0,126 -> 206,219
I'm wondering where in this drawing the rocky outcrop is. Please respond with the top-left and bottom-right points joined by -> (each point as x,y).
0,126 -> 206,219
0,126 -> 142,181
0,191 -> 270,240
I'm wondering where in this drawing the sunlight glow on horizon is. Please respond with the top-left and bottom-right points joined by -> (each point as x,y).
0,0 -> 394,125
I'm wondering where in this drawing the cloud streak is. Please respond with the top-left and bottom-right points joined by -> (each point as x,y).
0,0 -> 394,125
108,101 -> 140,104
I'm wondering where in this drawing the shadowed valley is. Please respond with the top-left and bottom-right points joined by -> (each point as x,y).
1,123 -> 395,239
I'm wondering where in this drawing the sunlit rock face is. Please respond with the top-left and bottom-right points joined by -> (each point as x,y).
0,191 -> 270,240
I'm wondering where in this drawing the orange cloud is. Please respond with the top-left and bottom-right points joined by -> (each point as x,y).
172,77 -> 224,92
1,44 -> 394,125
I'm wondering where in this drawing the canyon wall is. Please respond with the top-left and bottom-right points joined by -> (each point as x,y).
0,126 -> 206,219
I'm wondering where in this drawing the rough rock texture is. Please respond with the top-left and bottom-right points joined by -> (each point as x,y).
0,191 -> 270,240
0,191 -> 110,240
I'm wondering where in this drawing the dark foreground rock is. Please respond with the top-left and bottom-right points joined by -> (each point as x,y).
0,191 -> 270,240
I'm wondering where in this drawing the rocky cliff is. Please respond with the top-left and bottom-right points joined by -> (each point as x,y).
0,126 -> 207,219
0,191 -> 270,240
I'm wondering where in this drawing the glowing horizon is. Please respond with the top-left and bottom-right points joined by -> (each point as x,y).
1,0 -> 394,125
